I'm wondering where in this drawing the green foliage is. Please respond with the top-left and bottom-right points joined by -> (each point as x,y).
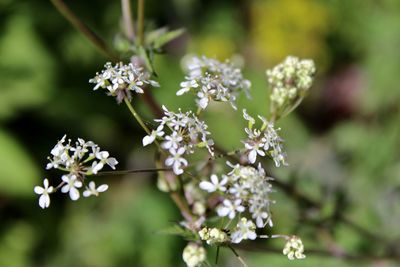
0,129 -> 39,196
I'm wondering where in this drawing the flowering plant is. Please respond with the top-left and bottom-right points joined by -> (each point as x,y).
39,0 -> 317,266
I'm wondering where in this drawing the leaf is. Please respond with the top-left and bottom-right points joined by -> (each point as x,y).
153,28 -> 185,49
138,45 -> 156,76
157,224 -> 197,241
0,128 -> 40,196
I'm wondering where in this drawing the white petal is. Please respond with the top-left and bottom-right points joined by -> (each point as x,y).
61,175 -> 69,183
217,206 -> 230,217
247,232 -> 257,240
61,185 -> 69,193
83,190 -> 91,197
107,158 -> 118,168
248,150 -> 257,163
173,165 -> 183,175
165,157 -> 174,166
210,174 -> 219,185
97,184 -> 108,192
142,135 -> 155,146
199,181 -> 215,192
34,186 -> 44,194
92,162 -> 104,174
69,187 -> 80,201
198,97 -> 208,109
39,194 -> 50,209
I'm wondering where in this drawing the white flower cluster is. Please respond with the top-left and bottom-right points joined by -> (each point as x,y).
199,227 -> 228,245
34,135 -> 117,209
283,236 -> 306,260
182,243 -> 206,267
266,56 -> 315,113
143,106 -> 214,175
242,109 -> 287,167
89,62 -> 159,103
199,162 -> 273,243
177,55 -> 251,110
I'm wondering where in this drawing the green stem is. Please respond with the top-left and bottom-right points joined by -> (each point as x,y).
94,168 -> 172,176
124,97 -> 164,151
137,0 -> 145,45
50,0 -> 119,61
124,97 -> 151,135
121,0 -> 135,40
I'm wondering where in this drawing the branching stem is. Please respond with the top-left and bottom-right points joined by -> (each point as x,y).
50,0 -> 119,61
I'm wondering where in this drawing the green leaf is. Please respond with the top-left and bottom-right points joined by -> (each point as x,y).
0,129 -> 40,197
138,45 -> 156,76
153,28 -> 185,49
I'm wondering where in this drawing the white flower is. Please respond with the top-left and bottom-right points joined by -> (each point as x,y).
162,132 -> 183,150
34,179 -> 53,209
46,135 -> 118,175
142,125 -> 164,146
165,147 -> 188,175
217,199 -> 245,219
199,174 -> 227,193
177,55 -> 251,109
61,175 -> 83,201
231,217 -> 257,243
182,243 -> 206,267
283,236 -> 306,260
242,110 -> 287,167
89,62 -> 159,103
245,141 -> 265,164
91,149 -> 118,174
83,181 -> 108,197
177,80 -> 198,95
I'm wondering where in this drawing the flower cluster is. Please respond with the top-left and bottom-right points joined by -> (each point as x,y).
34,135 -> 117,208
199,162 -> 273,243
89,62 -> 159,103
199,227 -> 228,245
242,109 -> 287,167
177,55 -> 251,110
266,56 -> 315,117
283,236 -> 306,260
143,106 -> 214,175
182,243 -> 206,267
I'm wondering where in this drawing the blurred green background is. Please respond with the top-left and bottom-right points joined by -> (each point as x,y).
1,0 -> 400,266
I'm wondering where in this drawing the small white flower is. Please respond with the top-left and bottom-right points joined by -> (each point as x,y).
165,147 -> 188,175
34,179 -> 53,209
142,125 -> 164,146
245,141 -> 265,164
178,55 -> 251,109
231,217 -> 257,243
61,175 -> 82,201
199,174 -> 227,193
83,181 -> 108,197
217,199 -> 245,219
182,243 -> 206,267
177,80 -> 198,95
283,236 -> 306,260
162,132 -> 183,150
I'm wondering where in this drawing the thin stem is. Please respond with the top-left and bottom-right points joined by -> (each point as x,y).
124,97 -> 151,135
228,246 -> 249,267
94,168 -> 172,176
137,0 -> 145,45
123,97 -> 164,151
215,246 -> 220,266
50,0 -> 119,61
121,0 -> 135,40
